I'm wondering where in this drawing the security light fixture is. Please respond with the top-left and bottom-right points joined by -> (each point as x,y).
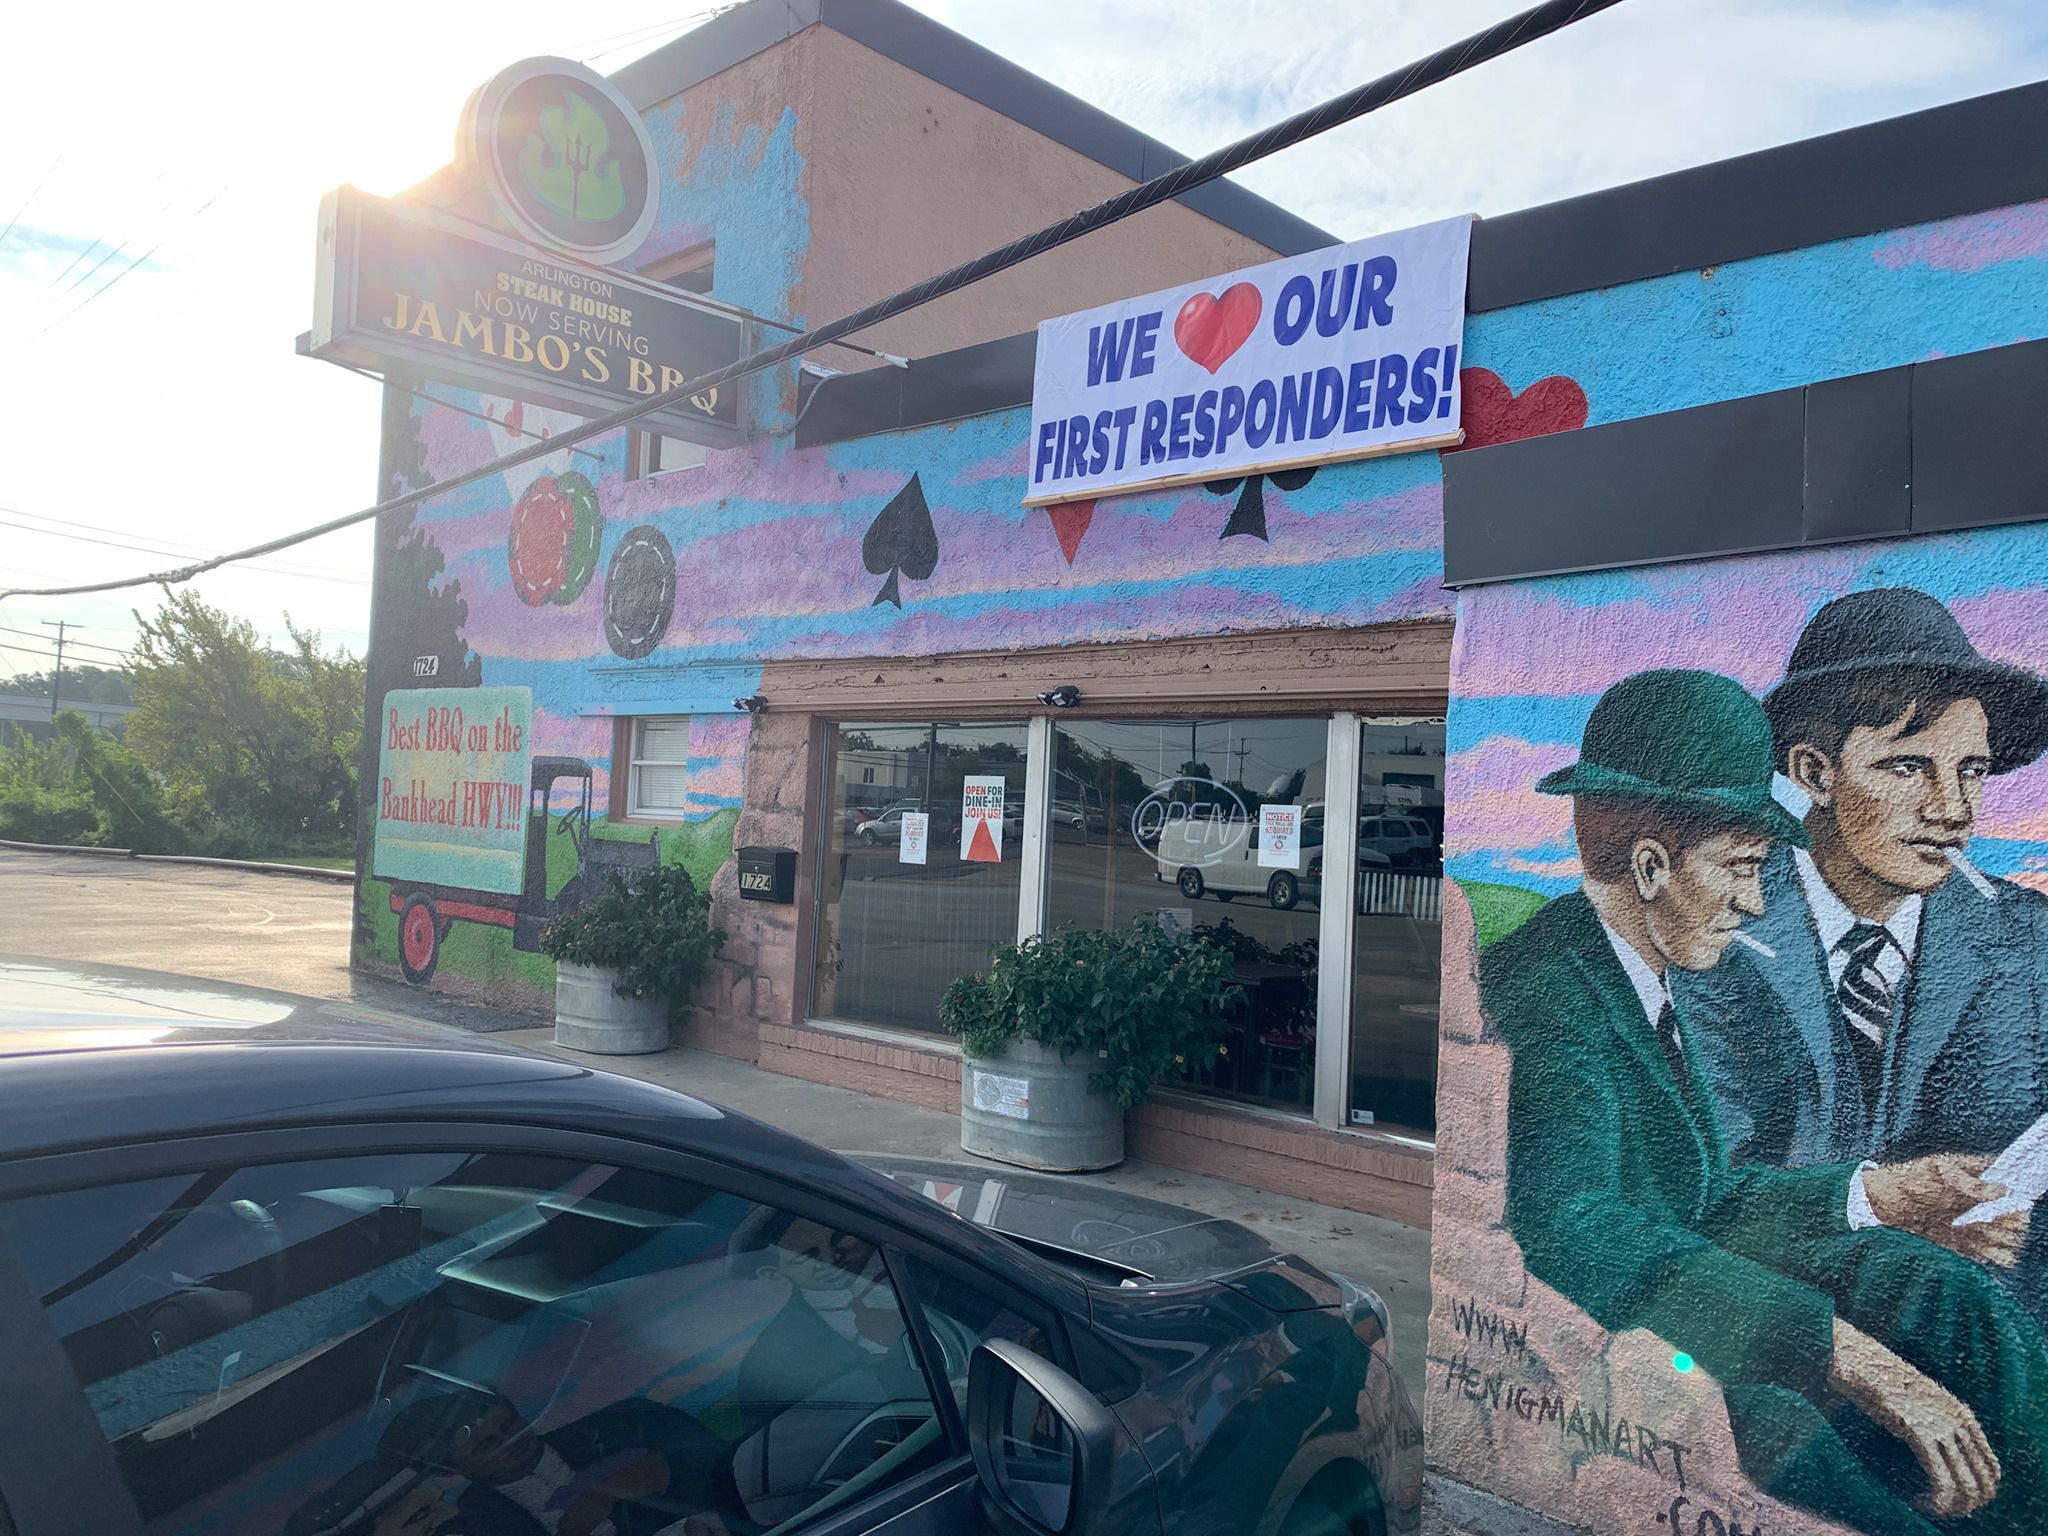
1036,685 -> 1082,709
733,695 -> 768,713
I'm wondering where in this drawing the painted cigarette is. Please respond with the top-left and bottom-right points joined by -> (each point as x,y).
1943,845 -> 1999,901
1730,930 -> 1776,960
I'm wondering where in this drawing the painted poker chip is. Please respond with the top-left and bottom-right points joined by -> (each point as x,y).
550,471 -> 602,607
603,525 -> 676,660
507,476 -> 575,606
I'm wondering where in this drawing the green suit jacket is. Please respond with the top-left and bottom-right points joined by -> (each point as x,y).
1483,892 -> 1857,1399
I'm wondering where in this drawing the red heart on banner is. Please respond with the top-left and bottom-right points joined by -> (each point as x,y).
1046,499 -> 1095,565
1447,368 -> 1589,451
1173,283 -> 1262,374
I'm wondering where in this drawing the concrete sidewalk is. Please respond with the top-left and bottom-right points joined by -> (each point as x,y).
496,1027 -> 1432,1404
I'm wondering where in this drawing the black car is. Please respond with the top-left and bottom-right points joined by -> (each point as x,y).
0,959 -> 1419,1536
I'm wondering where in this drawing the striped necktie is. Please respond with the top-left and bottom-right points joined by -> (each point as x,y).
1836,923 -> 1900,1112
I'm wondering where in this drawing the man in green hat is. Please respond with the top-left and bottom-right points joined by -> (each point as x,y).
1485,668 -> 2047,1536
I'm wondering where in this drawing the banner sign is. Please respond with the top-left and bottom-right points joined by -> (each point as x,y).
962,777 -> 1006,863
310,187 -> 746,445
373,686 -> 533,895
1025,215 -> 1471,506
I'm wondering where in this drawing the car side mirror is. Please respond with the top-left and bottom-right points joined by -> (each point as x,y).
966,1338 -> 1117,1535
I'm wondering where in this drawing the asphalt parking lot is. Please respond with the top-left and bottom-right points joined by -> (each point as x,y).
0,848 -> 509,1030
0,846 -> 1432,1399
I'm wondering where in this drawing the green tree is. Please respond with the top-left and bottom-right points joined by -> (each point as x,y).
0,711 -> 171,849
124,592 -> 364,857
2,665 -> 133,708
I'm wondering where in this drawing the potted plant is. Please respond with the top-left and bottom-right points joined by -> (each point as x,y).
939,916 -> 1240,1171
539,864 -> 726,1055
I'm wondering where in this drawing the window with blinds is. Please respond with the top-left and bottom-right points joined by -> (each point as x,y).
628,716 -> 691,819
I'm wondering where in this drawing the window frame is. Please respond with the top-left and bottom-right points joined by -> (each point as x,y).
808,709 -> 1447,1140
625,714 -> 692,822
0,1118 -> 1077,1536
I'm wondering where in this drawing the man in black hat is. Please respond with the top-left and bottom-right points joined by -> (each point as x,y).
1488,667 -> 2047,1536
1679,588 -> 2048,1317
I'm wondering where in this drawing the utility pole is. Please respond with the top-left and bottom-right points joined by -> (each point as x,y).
43,621 -> 65,720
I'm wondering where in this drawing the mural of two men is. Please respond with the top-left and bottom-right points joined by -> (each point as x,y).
1483,588 -> 2048,1536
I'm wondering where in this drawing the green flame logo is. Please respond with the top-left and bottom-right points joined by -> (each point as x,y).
518,88 -> 626,224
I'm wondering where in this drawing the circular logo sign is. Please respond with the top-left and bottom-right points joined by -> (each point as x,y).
460,57 -> 659,263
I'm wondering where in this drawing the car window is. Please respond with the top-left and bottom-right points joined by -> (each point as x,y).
898,1255 -> 1047,1416
0,1152 -> 950,1536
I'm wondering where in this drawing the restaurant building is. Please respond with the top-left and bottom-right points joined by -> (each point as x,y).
350,0 -> 2048,1408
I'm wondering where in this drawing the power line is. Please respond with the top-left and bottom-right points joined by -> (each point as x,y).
29,185 -> 228,342
0,0 -> 1626,605
0,508 -> 367,585
0,624 -> 130,660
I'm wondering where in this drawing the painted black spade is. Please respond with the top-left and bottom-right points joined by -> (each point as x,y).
1204,466 -> 1317,541
603,525 -> 677,659
861,473 -> 939,607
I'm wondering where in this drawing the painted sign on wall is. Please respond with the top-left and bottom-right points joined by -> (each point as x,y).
373,685 -> 533,894
1432,528 -> 2048,1536
1026,215 -> 1470,505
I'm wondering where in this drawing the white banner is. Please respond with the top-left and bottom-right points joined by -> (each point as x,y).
1026,215 -> 1471,506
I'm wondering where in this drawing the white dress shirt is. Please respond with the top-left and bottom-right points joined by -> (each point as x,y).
1792,848 -> 1921,1040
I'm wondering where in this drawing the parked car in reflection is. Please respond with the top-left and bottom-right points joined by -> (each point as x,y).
1357,813 -> 1437,869
0,958 -> 1421,1536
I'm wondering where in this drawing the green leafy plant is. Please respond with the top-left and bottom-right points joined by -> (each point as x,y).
538,864 -> 726,1016
939,918 -> 1241,1109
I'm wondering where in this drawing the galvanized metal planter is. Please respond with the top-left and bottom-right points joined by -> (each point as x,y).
960,1035 -> 1124,1172
553,960 -> 669,1055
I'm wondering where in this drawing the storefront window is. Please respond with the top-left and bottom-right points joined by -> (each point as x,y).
1046,720 -> 1327,1115
1349,719 -> 1446,1135
813,722 -> 1028,1034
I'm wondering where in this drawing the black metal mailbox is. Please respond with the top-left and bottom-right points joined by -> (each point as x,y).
737,846 -> 797,903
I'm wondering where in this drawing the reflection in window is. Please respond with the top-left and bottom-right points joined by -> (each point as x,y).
2,1152 -> 946,1535
1046,720 -> 1327,1115
1350,719 -> 1446,1134
814,722 -> 1029,1033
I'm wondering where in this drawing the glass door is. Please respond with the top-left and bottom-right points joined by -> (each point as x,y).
1347,718 -> 1446,1136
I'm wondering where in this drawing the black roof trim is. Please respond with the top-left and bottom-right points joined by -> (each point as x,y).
613,0 -> 1333,258
1469,78 -> 2048,312
798,79 -> 2048,449
1441,337 -> 2048,587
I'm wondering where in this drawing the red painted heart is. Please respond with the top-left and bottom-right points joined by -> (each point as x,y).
1046,499 -> 1095,565
1173,283 -> 1262,374
1447,368 -> 1589,451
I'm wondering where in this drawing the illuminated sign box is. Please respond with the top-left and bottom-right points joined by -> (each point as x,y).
310,187 -> 748,446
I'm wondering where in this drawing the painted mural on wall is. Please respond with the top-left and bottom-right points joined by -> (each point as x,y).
1430,530 -> 2048,1536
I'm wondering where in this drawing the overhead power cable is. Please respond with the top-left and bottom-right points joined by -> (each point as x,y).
0,154 -> 64,251
0,624 -> 131,660
0,0 -> 1626,605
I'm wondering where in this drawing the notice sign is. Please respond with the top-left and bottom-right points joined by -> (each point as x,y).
1026,215 -> 1470,505
962,777 -> 1006,863
1259,804 -> 1302,869
900,811 -> 930,865
374,687 -> 533,894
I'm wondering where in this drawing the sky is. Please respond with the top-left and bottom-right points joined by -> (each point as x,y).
1,0 -> 2044,687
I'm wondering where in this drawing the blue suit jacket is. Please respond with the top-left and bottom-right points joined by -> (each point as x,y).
1678,845 -> 2048,1167
1678,845 -> 2048,1318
